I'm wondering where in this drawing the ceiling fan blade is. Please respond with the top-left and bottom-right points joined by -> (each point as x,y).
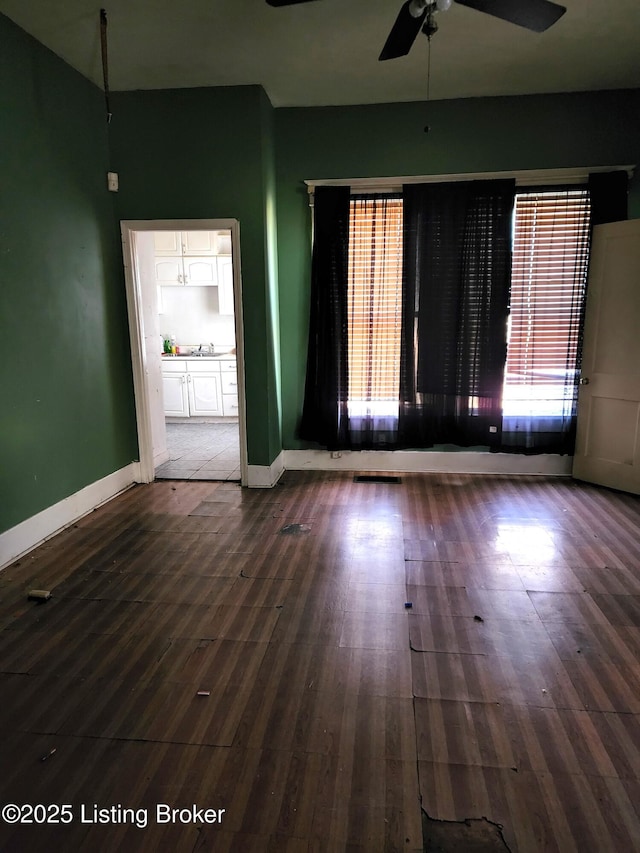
379,0 -> 428,61
266,0 -> 319,6
455,0 -> 566,32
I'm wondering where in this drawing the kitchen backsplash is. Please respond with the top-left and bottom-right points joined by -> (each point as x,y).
159,286 -> 235,349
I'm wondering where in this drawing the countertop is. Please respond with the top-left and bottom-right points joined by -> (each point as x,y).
161,353 -> 236,360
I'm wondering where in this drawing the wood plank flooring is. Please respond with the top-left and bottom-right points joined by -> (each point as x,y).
1,472 -> 639,851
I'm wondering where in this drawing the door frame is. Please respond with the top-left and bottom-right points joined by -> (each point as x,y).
120,218 -> 248,486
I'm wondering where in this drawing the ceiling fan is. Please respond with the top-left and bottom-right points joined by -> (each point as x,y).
265,0 -> 567,60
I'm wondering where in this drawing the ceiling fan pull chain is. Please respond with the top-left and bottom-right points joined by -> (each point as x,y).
424,28 -> 433,133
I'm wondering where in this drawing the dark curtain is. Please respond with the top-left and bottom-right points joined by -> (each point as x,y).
588,170 -> 629,227
398,180 -> 515,449
298,186 -> 351,449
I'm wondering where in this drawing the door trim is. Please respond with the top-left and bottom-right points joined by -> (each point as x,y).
120,218 -> 249,486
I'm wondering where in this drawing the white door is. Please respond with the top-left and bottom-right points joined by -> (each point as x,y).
573,219 -> 640,494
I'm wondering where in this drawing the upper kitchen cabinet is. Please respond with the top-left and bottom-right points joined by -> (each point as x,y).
154,230 -> 231,256
154,255 -> 218,286
153,230 -> 232,287
153,231 -> 182,255
182,257 -> 218,286
154,257 -> 183,286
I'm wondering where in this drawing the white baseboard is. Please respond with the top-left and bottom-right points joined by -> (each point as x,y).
154,449 -> 170,467
282,449 -> 572,477
247,452 -> 285,488
0,462 -> 140,572
0,449 -> 571,571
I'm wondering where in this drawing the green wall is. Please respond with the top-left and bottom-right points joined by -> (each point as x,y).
3,3 -> 639,536
275,90 -> 640,449
0,14 -> 138,535
109,86 -> 282,466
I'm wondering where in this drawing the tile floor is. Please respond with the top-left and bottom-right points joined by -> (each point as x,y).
154,421 -> 241,481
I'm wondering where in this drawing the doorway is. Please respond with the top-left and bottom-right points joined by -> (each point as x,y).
121,219 -> 248,486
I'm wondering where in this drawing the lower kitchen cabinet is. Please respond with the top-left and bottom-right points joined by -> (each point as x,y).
161,358 -> 237,418
187,372 -> 222,416
162,372 -> 190,417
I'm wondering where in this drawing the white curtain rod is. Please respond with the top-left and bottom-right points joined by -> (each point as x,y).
305,165 -> 635,195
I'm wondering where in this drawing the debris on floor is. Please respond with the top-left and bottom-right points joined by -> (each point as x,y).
28,589 -> 51,602
39,748 -> 57,763
279,523 -> 311,535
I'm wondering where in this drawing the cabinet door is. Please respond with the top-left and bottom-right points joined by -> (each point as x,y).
187,373 -> 223,415
153,231 -> 182,255
217,256 -> 234,314
155,258 -> 184,286
162,374 -> 189,416
182,256 -> 218,287
182,231 -> 218,254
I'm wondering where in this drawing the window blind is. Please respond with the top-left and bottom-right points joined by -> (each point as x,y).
348,197 -> 403,403
504,189 -> 591,415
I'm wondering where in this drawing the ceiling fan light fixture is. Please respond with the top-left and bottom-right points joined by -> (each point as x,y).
408,0 -> 429,18
436,0 -> 452,11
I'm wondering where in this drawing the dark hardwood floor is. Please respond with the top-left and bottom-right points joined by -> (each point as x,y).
1,471 -> 639,851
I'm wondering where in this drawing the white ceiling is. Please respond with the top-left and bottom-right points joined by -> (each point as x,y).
2,0 -> 639,108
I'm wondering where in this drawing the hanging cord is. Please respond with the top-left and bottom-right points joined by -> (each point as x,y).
424,36 -> 432,132
100,9 -> 112,123
423,11 -> 437,133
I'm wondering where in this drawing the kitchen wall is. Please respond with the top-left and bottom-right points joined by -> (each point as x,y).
158,287 -> 236,351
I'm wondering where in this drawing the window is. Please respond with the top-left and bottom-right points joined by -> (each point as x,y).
347,196 -> 403,419
346,188 -> 591,422
503,189 -> 591,418
301,177 -> 610,454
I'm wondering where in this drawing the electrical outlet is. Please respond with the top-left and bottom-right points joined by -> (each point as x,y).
330,451 -> 342,459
